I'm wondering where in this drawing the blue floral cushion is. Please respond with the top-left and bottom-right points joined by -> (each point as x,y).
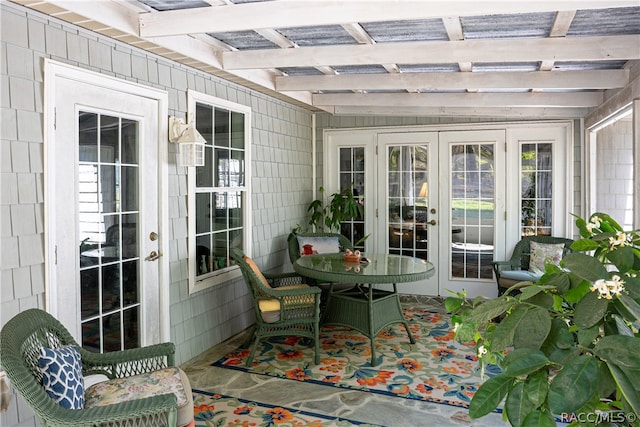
38,345 -> 84,409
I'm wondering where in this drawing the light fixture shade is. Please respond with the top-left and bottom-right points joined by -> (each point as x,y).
169,116 -> 206,167
178,142 -> 205,167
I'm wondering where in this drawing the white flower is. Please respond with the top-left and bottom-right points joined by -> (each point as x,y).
586,216 -> 602,233
477,345 -> 488,358
453,322 -> 460,333
609,231 -> 631,248
590,275 -> 625,299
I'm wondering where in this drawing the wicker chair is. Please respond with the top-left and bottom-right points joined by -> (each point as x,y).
231,248 -> 321,366
0,308 -> 193,427
493,235 -> 574,295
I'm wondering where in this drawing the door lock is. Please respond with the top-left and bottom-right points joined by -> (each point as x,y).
145,251 -> 162,261
428,219 -> 437,225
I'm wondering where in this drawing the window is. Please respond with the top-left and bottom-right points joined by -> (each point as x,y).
521,143 -> 552,236
188,91 -> 251,293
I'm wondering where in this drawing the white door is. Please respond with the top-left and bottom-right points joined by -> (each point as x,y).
45,61 -> 168,350
325,128 -> 506,298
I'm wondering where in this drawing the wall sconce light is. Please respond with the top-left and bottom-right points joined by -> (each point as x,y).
169,116 -> 206,167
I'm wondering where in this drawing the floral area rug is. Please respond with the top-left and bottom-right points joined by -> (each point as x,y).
193,389 -> 380,426
212,309 -> 502,410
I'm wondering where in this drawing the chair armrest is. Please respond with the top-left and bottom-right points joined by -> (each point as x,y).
492,260 -> 520,277
45,394 -> 178,427
81,342 -> 176,378
264,272 -> 306,288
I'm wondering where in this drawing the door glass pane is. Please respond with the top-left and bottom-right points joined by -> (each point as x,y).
78,111 -> 141,353
387,145 -> 429,260
338,147 -> 366,251
521,143 -> 552,236
450,144 -> 494,279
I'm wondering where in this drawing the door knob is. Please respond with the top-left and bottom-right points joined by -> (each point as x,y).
428,219 -> 437,225
145,251 -> 162,261
149,232 -> 158,241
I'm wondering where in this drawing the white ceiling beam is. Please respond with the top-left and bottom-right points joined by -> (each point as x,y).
223,35 -> 640,70
138,0 -> 638,37
332,105 -> 589,118
313,92 -> 603,108
276,70 -> 628,91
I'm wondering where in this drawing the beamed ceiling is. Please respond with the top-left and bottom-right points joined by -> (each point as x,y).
11,0 -> 640,118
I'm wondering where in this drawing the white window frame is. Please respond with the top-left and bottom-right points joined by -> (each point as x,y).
187,90 -> 252,294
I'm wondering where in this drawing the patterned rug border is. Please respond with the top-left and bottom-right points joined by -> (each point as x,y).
192,388 -> 381,426
211,309 -> 503,413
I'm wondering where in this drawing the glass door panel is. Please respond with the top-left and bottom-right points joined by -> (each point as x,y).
78,111 -> 141,353
338,147 -> 366,251
450,143 -> 495,280
387,145 -> 429,260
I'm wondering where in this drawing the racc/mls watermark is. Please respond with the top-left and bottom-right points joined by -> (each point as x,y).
561,411 -> 637,424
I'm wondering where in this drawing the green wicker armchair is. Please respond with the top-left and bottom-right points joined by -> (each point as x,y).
0,308 -> 193,427
493,235 -> 574,295
231,248 -> 321,366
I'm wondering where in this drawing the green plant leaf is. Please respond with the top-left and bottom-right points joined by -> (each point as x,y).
444,297 -> 464,314
513,306 -> 551,350
523,370 -> 549,408
616,294 -> 640,323
576,324 -> 599,347
548,355 -> 599,414
545,272 -> 571,294
466,297 -> 514,324
570,238 -> 601,251
573,290 -> 609,328
606,246 -> 636,274
506,381 -> 538,427
564,279 -> 591,303
563,253 -> 609,282
517,285 -> 546,301
503,348 -> 549,377
521,409 -> 557,427
624,275 -> 640,299
491,304 -> 529,352
469,374 -> 512,419
596,362 -> 616,399
593,335 -> 640,368
608,363 -> 640,417
542,318 -> 574,354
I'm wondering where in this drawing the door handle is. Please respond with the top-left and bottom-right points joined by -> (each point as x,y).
145,251 -> 162,261
428,219 -> 437,225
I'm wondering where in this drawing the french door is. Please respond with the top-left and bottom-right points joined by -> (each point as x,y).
45,61 -> 169,350
326,128 -> 507,298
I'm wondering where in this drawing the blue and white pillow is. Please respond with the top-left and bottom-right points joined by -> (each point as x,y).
38,345 -> 84,409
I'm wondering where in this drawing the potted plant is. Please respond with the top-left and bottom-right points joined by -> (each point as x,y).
446,212 -> 640,427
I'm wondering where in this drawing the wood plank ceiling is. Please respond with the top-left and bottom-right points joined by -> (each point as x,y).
12,0 -> 640,118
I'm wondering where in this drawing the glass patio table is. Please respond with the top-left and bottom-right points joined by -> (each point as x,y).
293,253 -> 435,366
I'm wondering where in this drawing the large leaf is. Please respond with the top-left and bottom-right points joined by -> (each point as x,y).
506,382 -> 538,427
624,275 -> 640,299
563,253 -> 609,282
593,335 -> 640,368
467,297 -> 514,324
548,355 -> 599,414
523,370 -> 549,408
491,304 -> 529,352
542,318 -> 574,355
608,363 -> 640,417
564,279 -> 591,303
513,306 -> 551,350
503,348 -> 549,377
544,272 -> 570,294
616,294 -> 640,323
469,374 -> 513,419
521,409 -> 557,427
573,290 -> 609,328
570,238 -> 601,251
576,324 -> 600,347
605,245 -> 635,273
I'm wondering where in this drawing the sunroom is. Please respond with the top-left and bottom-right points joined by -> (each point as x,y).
1,1 -> 639,425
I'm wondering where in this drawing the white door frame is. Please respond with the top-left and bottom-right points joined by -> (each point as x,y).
43,59 -> 170,343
